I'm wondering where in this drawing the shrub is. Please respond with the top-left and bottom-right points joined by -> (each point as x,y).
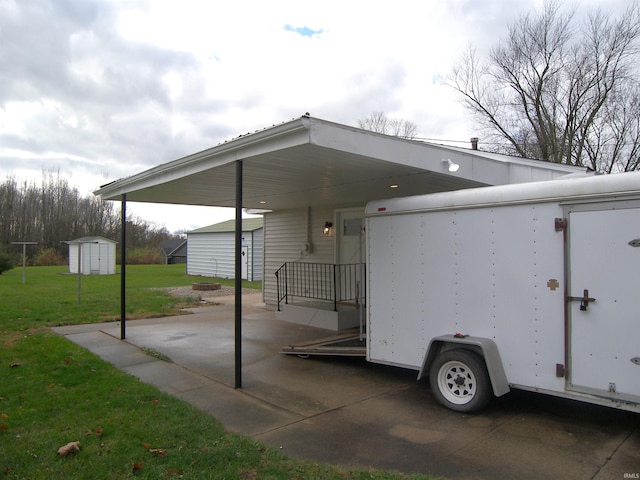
125,247 -> 164,265
33,247 -> 66,266
0,249 -> 15,274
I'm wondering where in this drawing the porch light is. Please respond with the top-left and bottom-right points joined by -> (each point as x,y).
323,221 -> 333,235
443,159 -> 459,172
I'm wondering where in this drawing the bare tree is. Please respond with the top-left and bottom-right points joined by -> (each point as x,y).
446,0 -> 640,172
358,111 -> 418,139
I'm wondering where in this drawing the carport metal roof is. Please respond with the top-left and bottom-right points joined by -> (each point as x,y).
94,116 -> 584,209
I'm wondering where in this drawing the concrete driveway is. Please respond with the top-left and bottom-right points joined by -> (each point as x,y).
54,294 -> 640,480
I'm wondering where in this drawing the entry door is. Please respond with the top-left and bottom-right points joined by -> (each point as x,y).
336,209 -> 365,303
337,209 -> 365,265
568,206 -> 640,400
241,246 -> 249,280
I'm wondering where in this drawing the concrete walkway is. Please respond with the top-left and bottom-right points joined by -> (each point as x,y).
54,294 -> 640,479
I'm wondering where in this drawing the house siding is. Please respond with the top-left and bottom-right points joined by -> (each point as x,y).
263,206 -> 337,308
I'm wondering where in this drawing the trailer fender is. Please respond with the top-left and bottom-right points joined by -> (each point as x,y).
418,335 -> 510,397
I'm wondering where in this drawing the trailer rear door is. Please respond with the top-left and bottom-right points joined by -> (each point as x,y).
567,203 -> 640,402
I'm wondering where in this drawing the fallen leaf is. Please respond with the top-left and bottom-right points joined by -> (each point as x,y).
57,441 -> 80,457
132,462 -> 142,472
149,448 -> 166,457
166,468 -> 180,476
0,414 -> 8,419
0,425 -> 8,431
142,443 -> 152,449
95,427 -> 103,437
9,363 -> 20,368
150,399 -> 159,404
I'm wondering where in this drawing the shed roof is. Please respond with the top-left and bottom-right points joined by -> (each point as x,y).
66,236 -> 117,244
94,116 -> 585,210
160,238 -> 187,256
188,218 -> 264,234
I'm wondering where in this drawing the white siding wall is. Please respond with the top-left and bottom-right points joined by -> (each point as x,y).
263,206 -> 336,308
187,228 -> 264,280
188,232 -> 235,278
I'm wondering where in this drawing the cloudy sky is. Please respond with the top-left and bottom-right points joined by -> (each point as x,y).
0,0 -> 631,232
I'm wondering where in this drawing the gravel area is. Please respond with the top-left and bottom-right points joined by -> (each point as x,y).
152,285 -> 259,304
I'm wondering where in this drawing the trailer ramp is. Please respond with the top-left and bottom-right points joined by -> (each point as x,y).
281,331 -> 366,357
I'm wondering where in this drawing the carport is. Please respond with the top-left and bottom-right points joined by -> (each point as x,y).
94,115 -> 585,388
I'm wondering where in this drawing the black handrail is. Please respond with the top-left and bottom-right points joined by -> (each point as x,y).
275,262 -> 365,312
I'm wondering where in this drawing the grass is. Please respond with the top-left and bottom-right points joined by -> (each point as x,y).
2,264 -> 261,332
0,265 -> 437,480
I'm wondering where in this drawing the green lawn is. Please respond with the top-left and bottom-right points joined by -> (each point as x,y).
0,265 -> 437,479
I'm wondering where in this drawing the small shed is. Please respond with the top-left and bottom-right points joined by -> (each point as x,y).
187,218 -> 263,280
67,236 -> 117,275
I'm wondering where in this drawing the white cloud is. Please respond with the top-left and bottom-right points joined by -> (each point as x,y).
0,0 -> 632,232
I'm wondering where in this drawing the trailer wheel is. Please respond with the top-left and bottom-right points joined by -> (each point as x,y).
429,349 -> 492,413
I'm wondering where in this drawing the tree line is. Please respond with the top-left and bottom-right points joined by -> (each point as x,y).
0,172 -> 179,266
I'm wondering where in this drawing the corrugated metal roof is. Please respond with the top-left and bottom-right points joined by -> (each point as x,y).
188,217 -> 264,234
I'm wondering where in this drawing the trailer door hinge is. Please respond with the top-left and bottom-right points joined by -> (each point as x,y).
555,218 -> 567,231
556,364 -> 566,378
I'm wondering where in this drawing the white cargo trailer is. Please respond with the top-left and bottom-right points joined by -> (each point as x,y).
365,172 -> 640,413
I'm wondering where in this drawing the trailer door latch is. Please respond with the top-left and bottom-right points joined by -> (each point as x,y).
568,289 -> 596,311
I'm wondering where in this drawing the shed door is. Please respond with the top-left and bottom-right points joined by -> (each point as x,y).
90,244 -> 100,274
100,244 -> 109,274
568,205 -> 640,401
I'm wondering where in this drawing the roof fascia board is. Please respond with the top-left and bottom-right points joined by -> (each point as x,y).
307,119 -> 584,179
95,118 -> 311,200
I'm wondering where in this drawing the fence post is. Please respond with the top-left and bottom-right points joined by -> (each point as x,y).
276,269 -> 281,312
284,263 -> 288,305
333,263 -> 338,312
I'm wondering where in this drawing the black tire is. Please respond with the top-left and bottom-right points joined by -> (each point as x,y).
429,348 -> 492,413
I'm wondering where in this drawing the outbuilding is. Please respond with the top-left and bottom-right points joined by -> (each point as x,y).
160,238 -> 187,264
67,236 -> 117,275
187,218 -> 263,281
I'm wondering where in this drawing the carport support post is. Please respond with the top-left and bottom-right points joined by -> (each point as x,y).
121,194 -> 127,340
235,160 -> 243,389
77,242 -> 82,304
